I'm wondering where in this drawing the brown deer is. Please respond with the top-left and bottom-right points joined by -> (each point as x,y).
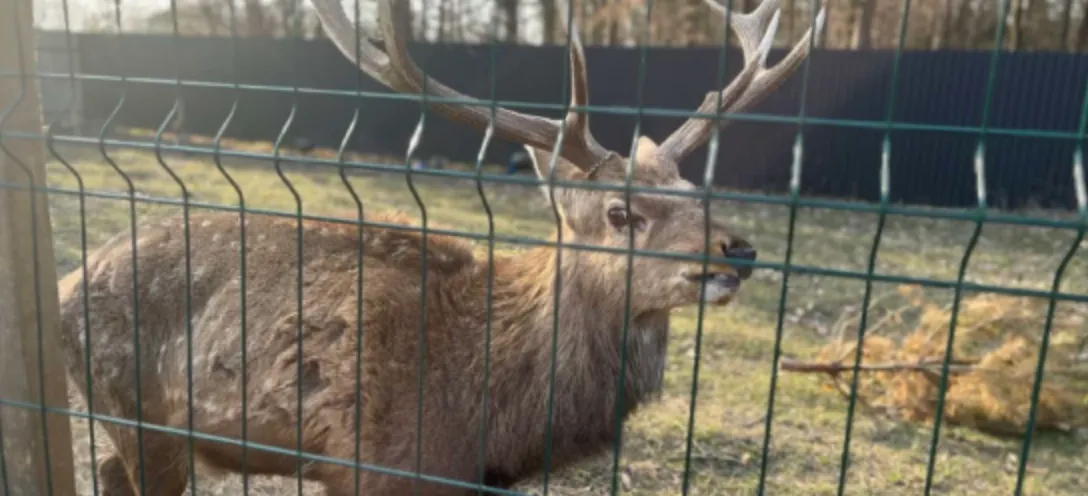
56,0 -> 824,494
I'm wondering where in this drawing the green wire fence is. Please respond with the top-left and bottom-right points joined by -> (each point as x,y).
2,0 -> 1088,495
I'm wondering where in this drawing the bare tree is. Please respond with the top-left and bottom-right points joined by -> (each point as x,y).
539,0 -> 559,43
851,0 -> 875,48
197,0 -> 227,35
1062,0 -> 1076,50
275,0 -> 307,37
931,0 -> 955,49
499,0 -> 519,41
1078,0 -> 1088,51
1008,0 -> 1024,50
682,0 -> 707,45
245,0 -> 271,36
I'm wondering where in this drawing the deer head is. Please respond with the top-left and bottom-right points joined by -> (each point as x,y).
311,0 -> 826,313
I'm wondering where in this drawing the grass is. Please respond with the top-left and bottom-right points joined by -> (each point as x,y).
36,138 -> 1088,495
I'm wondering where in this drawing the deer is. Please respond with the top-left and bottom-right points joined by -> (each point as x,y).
55,0 -> 825,494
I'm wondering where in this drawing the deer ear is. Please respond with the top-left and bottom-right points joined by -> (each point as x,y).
524,144 -> 586,208
634,136 -> 660,164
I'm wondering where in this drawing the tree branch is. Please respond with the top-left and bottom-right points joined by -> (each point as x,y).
779,357 -> 979,374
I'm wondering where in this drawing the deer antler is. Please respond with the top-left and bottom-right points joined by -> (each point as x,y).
310,0 -> 614,172
658,0 -> 827,163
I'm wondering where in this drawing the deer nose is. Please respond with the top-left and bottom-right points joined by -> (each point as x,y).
722,238 -> 757,280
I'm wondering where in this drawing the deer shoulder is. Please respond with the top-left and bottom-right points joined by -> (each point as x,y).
69,210 -> 476,294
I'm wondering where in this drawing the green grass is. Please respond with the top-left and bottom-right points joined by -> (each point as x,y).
42,142 -> 1088,495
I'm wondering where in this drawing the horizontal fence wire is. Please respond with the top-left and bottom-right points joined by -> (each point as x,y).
11,46 -> 1088,211
2,178 -> 1087,304
2,130 -> 1087,230
5,69 -> 1088,141
2,0 -> 1088,495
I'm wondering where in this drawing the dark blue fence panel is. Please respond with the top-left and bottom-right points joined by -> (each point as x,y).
55,31 -> 1088,210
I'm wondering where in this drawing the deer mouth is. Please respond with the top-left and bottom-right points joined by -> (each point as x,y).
683,271 -> 741,289
682,271 -> 742,304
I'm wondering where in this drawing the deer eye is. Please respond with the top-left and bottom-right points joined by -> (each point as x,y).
606,206 -> 646,232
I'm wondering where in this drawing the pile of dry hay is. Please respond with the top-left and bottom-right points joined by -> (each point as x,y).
785,285 -> 1088,437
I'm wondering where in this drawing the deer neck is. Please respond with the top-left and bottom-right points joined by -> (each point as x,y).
479,238 -> 670,475
489,240 -> 670,400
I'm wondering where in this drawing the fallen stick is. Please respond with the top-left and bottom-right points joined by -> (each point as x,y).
778,357 -> 978,374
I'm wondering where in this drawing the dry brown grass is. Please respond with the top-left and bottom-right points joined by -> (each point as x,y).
788,286 -> 1088,437
37,134 -> 1088,495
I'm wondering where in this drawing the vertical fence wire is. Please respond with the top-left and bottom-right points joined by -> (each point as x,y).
0,3 -> 56,494
680,0 -> 733,492
151,1 -> 199,492
339,2 -> 366,496
40,0 -> 99,492
93,1 -> 151,489
609,0 -> 655,493
209,0 -> 250,493
922,0 -> 1011,491
0,412 -> 7,495
473,124 -> 497,496
539,126 -> 567,493
1011,68 -> 1088,494
268,40 -> 306,493
756,1 -> 821,493
835,0 -> 912,492
473,5 -> 502,493
406,112 -> 429,496
404,3 -> 433,490
540,3 -> 576,492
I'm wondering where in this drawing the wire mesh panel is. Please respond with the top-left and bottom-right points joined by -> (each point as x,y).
2,0 -> 1088,495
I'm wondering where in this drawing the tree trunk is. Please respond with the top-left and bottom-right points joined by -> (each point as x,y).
500,0 -> 519,42
1061,0 -> 1075,51
960,0 -> 980,49
675,0 -> 720,46
539,0 -> 557,44
1077,1 -> 1088,51
849,0 -> 875,49
244,0 -> 268,36
438,0 -> 448,42
198,1 -> 224,36
608,13 -> 621,46
787,0 -> 796,39
932,0 -> 954,49
418,1 -> 428,41
276,0 -> 302,37
451,0 -> 463,42
1008,0 -> 1023,51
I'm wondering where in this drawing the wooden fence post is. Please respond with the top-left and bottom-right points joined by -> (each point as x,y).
0,0 -> 79,494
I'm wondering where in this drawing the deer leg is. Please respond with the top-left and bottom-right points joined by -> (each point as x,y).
321,472 -> 476,496
96,453 -> 136,496
96,422 -> 192,496
315,442 -> 477,496
77,340 -> 191,495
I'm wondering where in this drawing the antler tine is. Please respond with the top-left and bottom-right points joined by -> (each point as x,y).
658,0 -> 826,163
729,4 -> 827,116
706,0 -> 781,60
310,0 -> 612,173
561,25 -> 612,172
